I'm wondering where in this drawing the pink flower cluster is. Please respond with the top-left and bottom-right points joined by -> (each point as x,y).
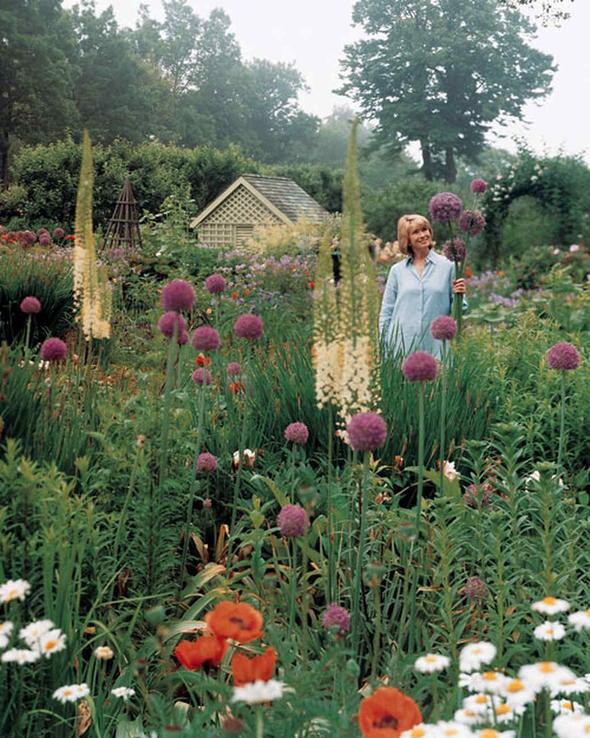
284,422 -> 309,445
277,504 -> 307,537
346,412 -> 387,452
402,351 -> 438,383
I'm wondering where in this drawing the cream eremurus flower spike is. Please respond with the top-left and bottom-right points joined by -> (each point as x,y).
73,130 -> 112,341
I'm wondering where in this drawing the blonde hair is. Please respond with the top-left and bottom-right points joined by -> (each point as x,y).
397,214 -> 433,256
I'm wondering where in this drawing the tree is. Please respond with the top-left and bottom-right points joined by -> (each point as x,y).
68,0 -> 166,144
0,0 -> 77,186
499,0 -> 574,23
338,0 -> 555,182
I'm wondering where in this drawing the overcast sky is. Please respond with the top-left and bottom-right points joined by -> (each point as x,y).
64,0 -> 590,164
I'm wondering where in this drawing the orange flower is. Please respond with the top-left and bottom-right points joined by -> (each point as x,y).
195,353 -> 211,367
243,288 -> 250,295
205,601 -> 264,644
231,291 -> 239,299
231,647 -> 276,686
229,381 -> 245,395
173,634 -> 228,670
358,687 -> 422,738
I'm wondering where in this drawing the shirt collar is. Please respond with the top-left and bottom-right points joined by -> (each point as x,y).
405,249 -> 435,266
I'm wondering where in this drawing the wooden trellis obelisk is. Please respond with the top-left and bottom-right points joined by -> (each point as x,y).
103,176 -> 143,250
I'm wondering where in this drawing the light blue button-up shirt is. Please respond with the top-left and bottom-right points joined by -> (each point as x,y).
379,249 -> 463,359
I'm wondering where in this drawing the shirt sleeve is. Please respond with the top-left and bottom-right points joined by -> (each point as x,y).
379,266 -> 398,338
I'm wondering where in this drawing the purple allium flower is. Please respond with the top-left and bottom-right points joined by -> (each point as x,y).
204,274 -> 226,294
443,238 -> 467,263
197,452 -> 217,473
40,337 -> 67,362
470,178 -> 488,194
284,422 -> 309,445
226,361 -> 242,376
430,316 -> 457,341
38,234 -> 51,247
234,313 -> 263,340
402,351 -> 439,383
53,227 -> 65,240
178,330 -> 189,345
346,412 -> 387,452
20,296 -> 42,315
192,368 -> 212,386
547,342 -> 581,371
21,230 -> 37,246
160,279 -> 195,312
277,504 -> 307,537
458,210 -> 486,236
157,311 -> 187,338
322,603 -> 351,635
463,576 -> 490,602
191,326 -> 220,352
429,192 -> 463,222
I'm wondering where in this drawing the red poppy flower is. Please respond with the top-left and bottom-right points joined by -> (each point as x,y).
195,353 -> 211,367
229,381 -> 245,395
205,601 -> 264,644
173,634 -> 228,670
231,647 -> 276,686
358,687 -> 422,738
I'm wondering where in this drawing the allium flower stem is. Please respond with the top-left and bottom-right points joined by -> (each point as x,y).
326,405 -> 336,603
351,453 -> 369,669
416,382 -> 426,536
557,372 -> 566,470
158,323 -> 179,493
180,376 -> 208,584
439,342 -> 449,494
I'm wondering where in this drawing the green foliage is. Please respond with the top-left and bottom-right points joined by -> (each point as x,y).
0,247 -> 74,345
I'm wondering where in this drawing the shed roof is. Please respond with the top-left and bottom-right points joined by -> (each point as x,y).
191,174 -> 328,228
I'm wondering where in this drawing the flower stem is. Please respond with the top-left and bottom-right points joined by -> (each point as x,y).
439,341 -> 448,494
557,371 -> 566,470
416,383 -> 425,535
256,705 -> 264,738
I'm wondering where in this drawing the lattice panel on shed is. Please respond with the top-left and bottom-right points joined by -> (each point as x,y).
206,185 -> 282,225
198,223 -> 236,247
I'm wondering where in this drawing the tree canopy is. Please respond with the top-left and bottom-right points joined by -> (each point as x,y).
338,0 -> 555,182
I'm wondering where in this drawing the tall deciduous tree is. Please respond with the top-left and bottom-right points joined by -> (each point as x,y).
0,0 -> 77,186
338,0 -> 555,182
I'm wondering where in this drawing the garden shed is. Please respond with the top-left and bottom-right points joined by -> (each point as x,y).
190,174 -> 329,247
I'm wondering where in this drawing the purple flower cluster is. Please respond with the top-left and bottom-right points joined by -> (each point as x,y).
463,576 -> 490,602
429,192 -> 463,222
204,274 -> 226,294
430,316 -> 457,341
458,210 -> 486,236
322,603 -> 350,635
234,313 -> 263,340
226,361 -> 242,376
192,368 -> 212,386
443,238 -> 467,264
547,342 -> 580,371
284,422 -> 309,446
277,504 -> 307,537
470,178 -> 488,194
160,279 -> 195,312
40,337 -> 67,362
20,296 -> 41,315
158,311 -> 187,338
53,227 -> 65,240
346,412 -> 387,452
402,351 -> 439,383
191,326 -> 220,351
197,452 -> 217,473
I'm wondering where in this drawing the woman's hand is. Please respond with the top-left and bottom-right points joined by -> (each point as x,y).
452,278 -> 466,294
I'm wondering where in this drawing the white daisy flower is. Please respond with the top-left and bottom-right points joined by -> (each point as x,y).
518,662 -> 577,693
493,702 -> 518,723
0,621 -> 14,649
534,620 -> 566,641
414,653 -> 451,673
19,619 -> 55,648
549,675 -> 590,697
568,609 -> 590,632
531,597 -> 570,616
400,725 -> 439,738
37,629 -> 66,658
553,712 -> 590,738
463,692 -> 497,714
434,722 -> 473,738
500,677 -> 537,709
52,683 -> 90,703
0,579 -> 31,604
94,645 -> 114,660
453,707 -> 484,726
459,641 -> 497,673
1,647 -> 40,664
550,698 -> 584,715
461,670 -> 509,695
111,686 -> 135,701
473,730 -> 515,738
231,679 -> 283,704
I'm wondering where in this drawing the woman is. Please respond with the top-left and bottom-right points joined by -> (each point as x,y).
379,213 -> 466,358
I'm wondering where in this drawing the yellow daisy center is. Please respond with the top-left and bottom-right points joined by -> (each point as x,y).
44,639 -> 57,651
507,679 -> 525,693
496,704 -> 511,715
542,597 -> 557,605
539,662 -> 556,673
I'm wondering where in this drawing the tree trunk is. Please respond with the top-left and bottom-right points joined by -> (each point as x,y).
420,140 -> 434,181
0,131 -> 9,188
444,147 -> 457,184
